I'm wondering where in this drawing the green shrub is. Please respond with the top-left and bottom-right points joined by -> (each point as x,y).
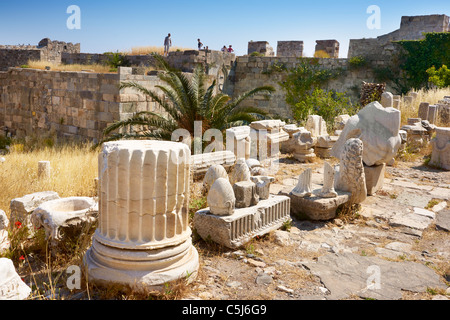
278,58 -> 343,121
427,65 -> 450,88
348,56 -> 367,69
106,51 -> 131,69
294,88 -> 357,130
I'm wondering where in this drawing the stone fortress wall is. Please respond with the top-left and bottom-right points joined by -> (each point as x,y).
0,67 -> 167,142
0,14 -> 448,141
0,38 -> 80,71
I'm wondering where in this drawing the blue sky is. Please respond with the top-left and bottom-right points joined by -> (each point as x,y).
0,1 -> 449,57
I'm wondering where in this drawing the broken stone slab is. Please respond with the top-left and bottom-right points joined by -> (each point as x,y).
0,258 -> 32,300
10,191 -> 60,232
191,151 -> 236,178
364,164 -> 385,196
331,101 -> 402,167
194,195 -> 291,249
31,197 -> 98,246
436,210 -> 450,232
427,187 -> 450,201
389,211 -> 434,233
302,252 -> 446,300
279,184 -> 351,221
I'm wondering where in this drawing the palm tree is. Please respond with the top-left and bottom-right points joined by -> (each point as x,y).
99,54 -> 275,146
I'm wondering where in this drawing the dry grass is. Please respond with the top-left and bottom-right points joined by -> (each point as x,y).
128,46 -> 194,55
399,87 -> 450,127
0,142 -> 98,218
26,60 -> 113,73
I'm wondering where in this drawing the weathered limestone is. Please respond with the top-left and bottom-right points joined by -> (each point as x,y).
315,135 -> 338,159
0,258 -> 32,300
335,138 -> 367,204
248,41 -> 275,57
233,181 -> 259,208
229,158 -> 251,185
191,151 -> 236,177
208,178 -> 236,216
0,210 -> 10,254
194,195 -> 291,249
429,127 -> 450,170
281,124 -> 303,153
84,140 -> 199,292
286,190 -> 351,221
31,197 -> 98,246
334,115 -> 351,131
315,162 -> 338,198
250,120 -> 289,159
364,164 -> 386,195
305,115 -> 328,137
418,102 -> 430,120
315,40 -> 340,58
246,158 -> 266,176
292,130 -> 316,162
37,161 -> 51,179
401,122 -> 429,152
292,169 -> 313,198
10,191 -> 60,232
203,164 -> 229,193
331,101 -> 402,167
428,105 -> 437,124
226,126 -> 251,160
250,176 -> 275,200
380,92 -> 394,108
277,41 -> 304,57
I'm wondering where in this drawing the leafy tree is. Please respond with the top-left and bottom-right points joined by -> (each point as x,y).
100,54 -> 275,146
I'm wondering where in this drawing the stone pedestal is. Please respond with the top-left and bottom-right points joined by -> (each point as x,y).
194,195 -> 291,249
84,140 -> 199,292
364,164 -> 386,196
430,127 -> 450,171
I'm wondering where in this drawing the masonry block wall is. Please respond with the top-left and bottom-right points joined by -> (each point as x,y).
0,68 -> 165,142
0,38 -> 80,71
348,14 -> 449,59
277,41 -> 304,57
227,56 -> 379,119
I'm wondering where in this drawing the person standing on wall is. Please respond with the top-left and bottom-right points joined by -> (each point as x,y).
221,45 -> 227,52
227,45 -> 234,53
198,39 -> 204,50
164,33 -> 172,57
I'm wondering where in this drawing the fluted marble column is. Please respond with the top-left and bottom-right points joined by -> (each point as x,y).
85,140 -> 199,291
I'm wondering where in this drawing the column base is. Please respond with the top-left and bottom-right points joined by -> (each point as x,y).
83,236 -> 199,293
